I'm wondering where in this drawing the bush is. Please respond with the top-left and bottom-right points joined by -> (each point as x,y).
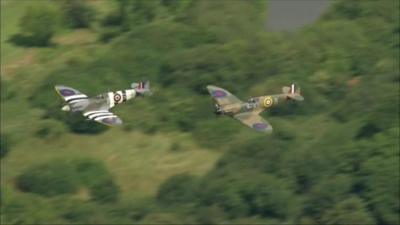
16,158 -> 120,202
157,174 -> 199,205
35,120 -> 66,139
1,79 -> 16,101
321,197 -> 375,225
355,122 -> 381,139
12,5 -> 59,47
65,113 -> 108,135
169,141 -> 182,152
60,0 -> 95,28
99,27 -> 121,43
101,12 -> 123,27
90,178 -> 120,203
198,171 -> 298,220
192,119 -> 239,149
16,160 -> 78,196
0,134 -> 10,159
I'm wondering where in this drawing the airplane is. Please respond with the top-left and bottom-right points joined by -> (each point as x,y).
206,84 -> 304,133
55,81 -> 152,126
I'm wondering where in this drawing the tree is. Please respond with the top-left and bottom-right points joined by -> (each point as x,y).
14,5 -> 59,46
0,134 -> 10,158
321,197 -> 375,225
90,178 -> 120,203
16,160 -> 78,196
304,175 -> 353,217
60,0 -> 95,28
157,174 -> 199,205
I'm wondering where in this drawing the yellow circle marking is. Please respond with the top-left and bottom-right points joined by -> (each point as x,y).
263,96 -> 274,108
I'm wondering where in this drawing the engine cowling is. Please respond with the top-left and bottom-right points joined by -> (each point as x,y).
214,104 -> 224,115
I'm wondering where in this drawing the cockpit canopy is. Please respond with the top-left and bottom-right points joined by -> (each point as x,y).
248,98 -> 256,104
96,93 -> 108,99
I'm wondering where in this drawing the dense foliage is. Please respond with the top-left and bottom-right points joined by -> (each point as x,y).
0,134 -> 10,158
59,0 -> 95,28
1,0 -> 398,224
16,158 -> 119,202
11,4 -> 58,46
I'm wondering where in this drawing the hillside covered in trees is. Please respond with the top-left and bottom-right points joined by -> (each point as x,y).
1,0 -> 399,224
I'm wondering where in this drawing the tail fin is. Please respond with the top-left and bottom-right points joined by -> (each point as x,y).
132,81 -> 152,96
283,83 -> 303,101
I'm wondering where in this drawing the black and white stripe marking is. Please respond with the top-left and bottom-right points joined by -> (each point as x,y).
83,110 -> 115,120
122,90 -> 127,102
65,94 -> 88,103
94,115 -> 118,121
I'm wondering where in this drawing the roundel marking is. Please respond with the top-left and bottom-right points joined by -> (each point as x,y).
60,89 -> 76,96
263,96 -> 274,108
252,123 -> 268,130
103,117 -> 116,123
114,93 -> 122,102
211,90 -> 227,98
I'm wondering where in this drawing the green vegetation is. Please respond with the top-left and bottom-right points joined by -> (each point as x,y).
16,158 -> 119,203
0,133 -> 10,158
11,4 -> 59,47
1,0 -> 398,224
60,0 -> 95,29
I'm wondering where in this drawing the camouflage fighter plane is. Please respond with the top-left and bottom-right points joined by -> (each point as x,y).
55,81 -> 152,126
207,84 -> 304,133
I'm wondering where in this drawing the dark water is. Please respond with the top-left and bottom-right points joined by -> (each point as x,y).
266,0 -> 331,31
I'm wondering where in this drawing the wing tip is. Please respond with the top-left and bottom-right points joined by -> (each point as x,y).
54,85 -> 66,90
97,116 -> 123,127
206,85 -> 216,92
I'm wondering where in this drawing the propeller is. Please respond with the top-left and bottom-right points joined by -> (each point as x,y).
214,104 -> 224,116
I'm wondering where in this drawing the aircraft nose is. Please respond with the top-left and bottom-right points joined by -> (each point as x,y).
62,105 -> 70,111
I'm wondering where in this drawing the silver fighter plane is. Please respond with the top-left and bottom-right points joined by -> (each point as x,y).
55,81 -> 151,126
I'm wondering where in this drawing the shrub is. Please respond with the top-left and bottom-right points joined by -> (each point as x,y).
101,12 -> 123,27
60,0 -> 95,28
198,172 -> 298,220
192,119 -> 238,149
321,197 -> 375,225
1,79 -> 16,101
35,120 -> 66,139
99,27 -> 121,43
0,134 -> 10,159
12,5 -> 59,47
355,122 -> 381,139
169,141 -> 182,152
157,174 -> 199,205
16,158 -> 120,202
16,160 -> 78,196
65,113 -> 108,135
89,178 -> 120,203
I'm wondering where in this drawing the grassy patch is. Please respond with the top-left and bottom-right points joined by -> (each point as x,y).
2,130 -> 220,199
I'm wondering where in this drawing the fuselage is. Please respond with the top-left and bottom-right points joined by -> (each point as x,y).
218,94 -> 289,116
105,89 -> 137,109
62,89 -> 137,112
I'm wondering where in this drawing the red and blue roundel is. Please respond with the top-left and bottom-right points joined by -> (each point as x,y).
211,90 -> 227,98
103,117 -> 116,123
252,123 -> 268,130
114,93 -> 122,102
60,89 -> 76,96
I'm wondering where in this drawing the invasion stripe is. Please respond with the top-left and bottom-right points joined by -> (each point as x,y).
89,112 -> 114,120
69,99 -> 88,104
94,115 -> 117,121
122,90 -> 126,102
83,110 -> 109,116
65,94 -> 87,101
67,97 -> 88,103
